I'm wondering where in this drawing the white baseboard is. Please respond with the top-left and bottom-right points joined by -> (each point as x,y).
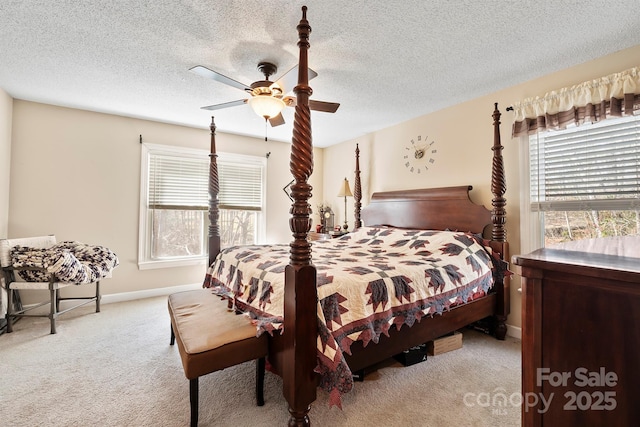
506,324 -> 522,340
12,284 -> 526,342
3,284 -> 202,316
101,283 -> 202,305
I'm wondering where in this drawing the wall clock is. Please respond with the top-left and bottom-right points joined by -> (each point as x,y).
403,134 -> 437,175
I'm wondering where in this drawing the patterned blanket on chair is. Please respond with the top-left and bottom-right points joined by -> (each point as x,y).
11,241 -> 119,283
203,226 -> 507,407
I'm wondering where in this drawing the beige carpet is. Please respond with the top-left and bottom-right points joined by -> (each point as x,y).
0,296 -> 521,426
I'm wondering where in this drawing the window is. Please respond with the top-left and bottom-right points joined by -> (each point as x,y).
138,144 -> 266,269
525,113 -> 640,249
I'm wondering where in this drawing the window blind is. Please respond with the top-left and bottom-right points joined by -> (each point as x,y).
219,162 -> 263,211
148,151 -> 264,211
148,153 -> 208,210
530,114 -> 640,212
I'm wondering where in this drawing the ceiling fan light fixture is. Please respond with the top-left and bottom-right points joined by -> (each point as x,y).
248,95 -> 286,120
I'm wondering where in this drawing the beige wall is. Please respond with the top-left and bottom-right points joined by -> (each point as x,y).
0,88 -> 11,239
8,101 -> 324,298
324,44 -> 640,331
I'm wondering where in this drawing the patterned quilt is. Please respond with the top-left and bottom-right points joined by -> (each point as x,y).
11,241 -> 119,283
203,226 -> 502,406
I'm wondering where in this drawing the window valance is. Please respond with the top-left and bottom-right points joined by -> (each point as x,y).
512,66 -> 640,137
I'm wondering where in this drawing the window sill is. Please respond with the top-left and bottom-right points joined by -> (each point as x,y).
138,257 -> 207,270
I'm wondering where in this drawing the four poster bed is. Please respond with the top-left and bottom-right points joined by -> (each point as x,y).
202,7 -> 509,426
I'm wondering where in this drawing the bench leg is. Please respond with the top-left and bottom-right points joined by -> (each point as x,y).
190,377 -> 199,427
256,357 -> 265,406
170,324 -> 175,346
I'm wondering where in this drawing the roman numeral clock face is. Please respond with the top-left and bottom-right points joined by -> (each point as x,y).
403,135 -> 437,175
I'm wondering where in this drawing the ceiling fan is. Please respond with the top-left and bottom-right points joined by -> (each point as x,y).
190,61 -> 340,127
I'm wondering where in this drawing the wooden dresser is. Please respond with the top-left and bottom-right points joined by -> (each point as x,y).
513,248 -> 640,426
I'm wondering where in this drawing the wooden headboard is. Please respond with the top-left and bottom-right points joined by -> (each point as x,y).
361,186 -> 491,235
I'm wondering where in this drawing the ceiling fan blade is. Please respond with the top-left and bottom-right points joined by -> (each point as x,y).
273,66 -> 318,94
200,99 -> 248,111
282,96 -> 339,113
190,65 -> 251,92
309,99 -> 340,113
269,113 -> 285,127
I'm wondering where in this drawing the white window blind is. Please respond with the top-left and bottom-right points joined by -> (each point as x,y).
219,162 -> 263,211
149,154 -> 208,210
148,152 -> 264,212
530,113 -> 640,212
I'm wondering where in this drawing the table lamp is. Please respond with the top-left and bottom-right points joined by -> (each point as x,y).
336,177 -> 353,231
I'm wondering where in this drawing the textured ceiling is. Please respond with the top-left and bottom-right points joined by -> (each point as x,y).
1,1 -> 639,147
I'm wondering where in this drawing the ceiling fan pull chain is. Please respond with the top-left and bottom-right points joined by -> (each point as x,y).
264,117 -> 268,142
265,119 -> 271,158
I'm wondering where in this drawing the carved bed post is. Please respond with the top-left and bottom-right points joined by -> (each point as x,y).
283,6 -> 317,426
208,117 -> 221,266
490,103 -> 509,340
353,144 -> 362,229
491,103 -> 507,243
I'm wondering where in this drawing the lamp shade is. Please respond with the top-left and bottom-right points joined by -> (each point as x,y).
248,95 -> 285,119
337,177 -> 353,197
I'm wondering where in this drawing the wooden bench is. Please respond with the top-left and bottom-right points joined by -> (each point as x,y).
168,289 -> 268,427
